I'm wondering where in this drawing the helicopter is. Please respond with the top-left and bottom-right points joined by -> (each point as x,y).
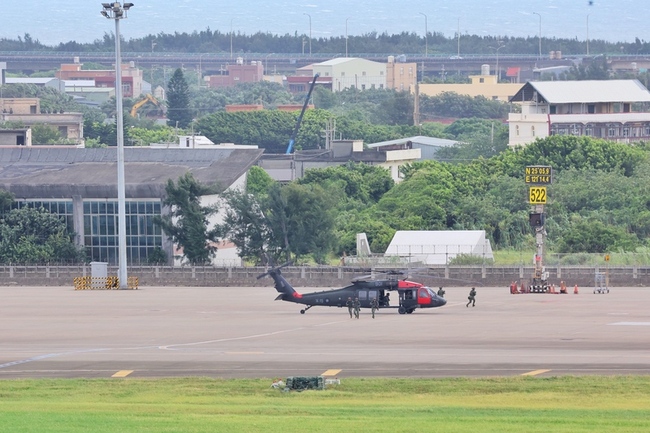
257,263 -> 447,315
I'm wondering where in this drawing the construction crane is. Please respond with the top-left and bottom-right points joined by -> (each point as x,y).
130,94 -> 165,118
286,73 -> 320,154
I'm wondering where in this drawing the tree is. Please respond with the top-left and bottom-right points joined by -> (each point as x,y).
154,173 -> 219,265
166,68 -> 192,128
219,189 -> 273,265
0,205 -> 85,264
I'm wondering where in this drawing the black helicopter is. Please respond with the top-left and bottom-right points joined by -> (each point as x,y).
257,263 -> 447,315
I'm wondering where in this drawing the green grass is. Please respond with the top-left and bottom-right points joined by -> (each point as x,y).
1,376 -> 649,432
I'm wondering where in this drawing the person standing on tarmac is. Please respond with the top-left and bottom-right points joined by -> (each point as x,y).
437,287 -> 445,298
353,297 -> 361,319
466,287 -> 477,307
370,297 -> 379,319
346,297 -> 354,318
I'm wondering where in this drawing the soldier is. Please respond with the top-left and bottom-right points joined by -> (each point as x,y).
370,297 -> 379,319
353,297 -> 361,319
437,286 -> 445,298
346,297 -> 354,318
466,287 -> 477,307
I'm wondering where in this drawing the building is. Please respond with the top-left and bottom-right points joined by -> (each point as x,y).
418,65 -> 521,102
0,147 -> 263,265
385,55 -> 417,92
0,98 -> 40,114
258,140 -> 420,183
207,57 -> 264,88
312,58 -> 386,92
366,136 -> 460,160
384,230 -> 494,265
507,79 -> 650,147
0,111 -> 84,145
56,60 -> 143,98
4,77 -> 65,92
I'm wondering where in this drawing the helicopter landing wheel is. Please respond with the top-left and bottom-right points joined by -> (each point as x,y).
300,305 -> 313,314
300,310 -> 305,314
398,306 -> 407,314
406,309 -> 414,314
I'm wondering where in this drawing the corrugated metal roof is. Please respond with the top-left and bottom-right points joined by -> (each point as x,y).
367,136 -> 459,149
0,147 -> 263,199
519,80 -> 650,104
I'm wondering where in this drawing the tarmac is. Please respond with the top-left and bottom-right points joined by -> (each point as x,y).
1,284 -> 649,379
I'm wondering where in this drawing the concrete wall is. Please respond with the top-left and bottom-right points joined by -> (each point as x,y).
1,265 -> 649,288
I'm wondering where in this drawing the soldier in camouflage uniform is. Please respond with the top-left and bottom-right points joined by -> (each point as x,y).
370,297 -> 379,318
346,297 -> 354,318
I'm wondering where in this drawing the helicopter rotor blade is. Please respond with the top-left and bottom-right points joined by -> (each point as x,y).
256,261 -> 293,279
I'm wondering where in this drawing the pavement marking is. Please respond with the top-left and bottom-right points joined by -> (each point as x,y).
522,369 -> 551,376
610,322 -> 650,326
321,369 -> 342,376
111,370 -> 134,378
225,352 -> 264,355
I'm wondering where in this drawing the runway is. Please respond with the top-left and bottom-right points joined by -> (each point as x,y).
1,285 -> 649,379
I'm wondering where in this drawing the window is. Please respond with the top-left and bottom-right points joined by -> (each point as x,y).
550,105 -> 557,114
585,127 -> 593,136
400,67 -> 404,75
341,71 -> 345,77
645,126 -> 650,136
362,71 -> 366,76
588,104 -> 596,114
479,78 -> 485,83
84,199 -> 163,264
623,127 -> 629,137
608,127 -> 617,137
516,125 -> 520,136
531,126 -> 535,137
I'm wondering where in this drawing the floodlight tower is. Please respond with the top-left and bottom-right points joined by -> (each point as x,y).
101,2 -> 134,289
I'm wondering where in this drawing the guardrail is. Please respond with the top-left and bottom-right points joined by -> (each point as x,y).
1,265 -> 649,287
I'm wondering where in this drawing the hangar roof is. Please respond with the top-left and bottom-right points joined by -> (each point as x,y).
0,147 -> 263,199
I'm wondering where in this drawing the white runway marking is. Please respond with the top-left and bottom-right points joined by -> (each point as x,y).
609,322 -> 650,326
159,320 -> 347,350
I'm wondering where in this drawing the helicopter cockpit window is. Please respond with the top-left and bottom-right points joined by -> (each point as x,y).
418,287 -> 432,298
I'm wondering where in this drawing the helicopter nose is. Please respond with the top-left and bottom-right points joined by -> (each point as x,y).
437,296 -> 447,307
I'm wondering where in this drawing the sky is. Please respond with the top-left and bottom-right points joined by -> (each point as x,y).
1,1 -> 648,47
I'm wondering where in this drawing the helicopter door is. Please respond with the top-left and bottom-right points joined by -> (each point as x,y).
417,287 -> 432,305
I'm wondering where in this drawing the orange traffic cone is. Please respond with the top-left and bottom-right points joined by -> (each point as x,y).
550,284 -> 556,294
574,284 -> 579,294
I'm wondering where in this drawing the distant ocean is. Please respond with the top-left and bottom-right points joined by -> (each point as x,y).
3,0 -> 649,48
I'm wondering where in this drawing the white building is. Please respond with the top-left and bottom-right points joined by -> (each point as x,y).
384,230 -> 494,265
508,80 -> 650,147
312,58 -> 386,92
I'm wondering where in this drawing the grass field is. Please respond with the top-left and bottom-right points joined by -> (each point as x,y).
1,376 -> 649,432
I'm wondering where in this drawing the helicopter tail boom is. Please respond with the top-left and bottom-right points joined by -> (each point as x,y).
258,264 -> 303,302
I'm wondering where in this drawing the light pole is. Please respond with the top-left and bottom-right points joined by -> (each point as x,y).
101,1 -> 133,289
198,53 -> 204,87
586,14 -> 590,55
489,40 -> 505,82
345,17 -> 350,57
532,12 -> 542,59
265,53 -> 274,75
230,19 -> 233,59
304,13 -> 312,56
419,12 -> 428,57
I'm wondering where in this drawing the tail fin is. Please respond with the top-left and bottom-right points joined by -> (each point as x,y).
257,263 -> 302,301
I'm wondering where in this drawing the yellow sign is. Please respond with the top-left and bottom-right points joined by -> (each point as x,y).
605,254 -> 610,262
529,187 -> 547,204
525,166 -> 553,184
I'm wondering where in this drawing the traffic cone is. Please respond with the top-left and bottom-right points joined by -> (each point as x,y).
550,284 -> 556,294
574,284 -> 579,294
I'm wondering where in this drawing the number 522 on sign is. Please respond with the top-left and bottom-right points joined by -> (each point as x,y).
529,187 -> 547,204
